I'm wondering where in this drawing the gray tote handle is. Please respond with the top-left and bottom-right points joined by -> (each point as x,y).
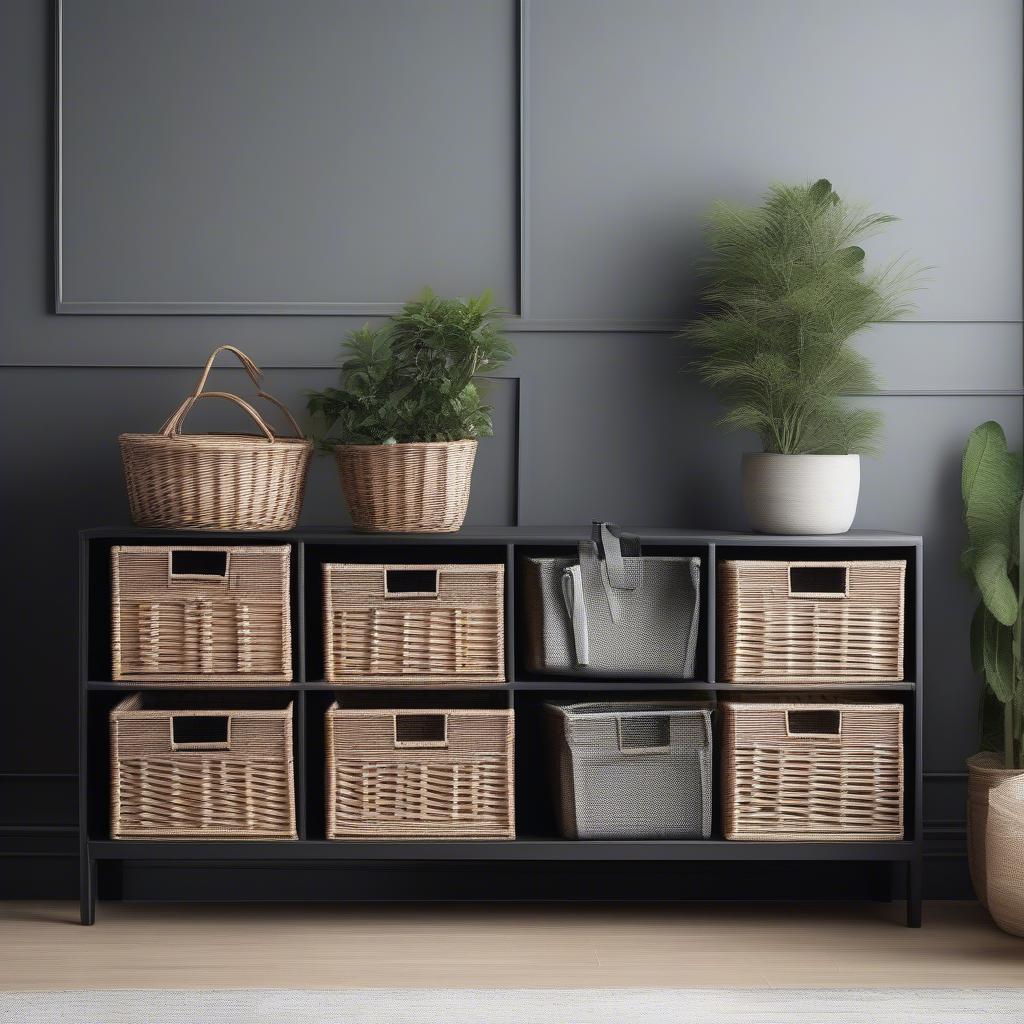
577,522 -> 642,627
590,521 -> 640,592
561,564 -> 590,665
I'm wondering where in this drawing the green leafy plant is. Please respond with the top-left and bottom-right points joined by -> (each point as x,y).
683,178 -> 918,455
962,420 -> 1024,769
307,289 -> 514,446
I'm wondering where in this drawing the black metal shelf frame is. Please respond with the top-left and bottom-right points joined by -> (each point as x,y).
78,527 -> 924,927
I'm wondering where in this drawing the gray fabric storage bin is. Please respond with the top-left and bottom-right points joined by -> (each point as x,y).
543,701 -> 713,839
522,523 -> 700,678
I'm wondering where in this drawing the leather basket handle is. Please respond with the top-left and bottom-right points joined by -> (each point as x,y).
158,345 -> 305,439
159,392 -> 277,442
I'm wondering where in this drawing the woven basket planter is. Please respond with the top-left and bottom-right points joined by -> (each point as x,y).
323,562 -> 504,686
111,545 -> 292,682
120,345 -> 312,531
986,775 -> 1024,936
967,752 -> 1024,910
718,560 -> 906,682
110,693 -> 296,839
721,701 -> 904,841
334,440 -> 477,533
325,705 -> 514,838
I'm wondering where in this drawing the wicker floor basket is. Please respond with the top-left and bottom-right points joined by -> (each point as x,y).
334,440 -> 477,533
112,545 -> 292,682
110,693 -> 296,839
720,701 -> 904,841
326,705 -> 514,838
544,702 -> 713,839
120,346 -> 312,531
966,752 -> 1023,909
986,776 -> 1024,937
718,560 -> 906,682
323,563 -> 504,686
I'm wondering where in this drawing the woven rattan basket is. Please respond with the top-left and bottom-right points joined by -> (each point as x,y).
323,563 -> 504,686
334,439 -> 477,533
721,701 -> 904,841
110,693 -> 296,839
544,702 -> 713,839
966,752 -> 1023,909
120,345 -> 312,531
325,705 -> 514,838
111,545 -> 292,682
986,775 -> 1024,937
718,560 -> 906,682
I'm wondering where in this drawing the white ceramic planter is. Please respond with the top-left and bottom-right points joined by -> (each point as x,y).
742,453 -> 860,535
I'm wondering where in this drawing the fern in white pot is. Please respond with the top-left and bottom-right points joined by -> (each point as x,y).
683,179 -> 918,534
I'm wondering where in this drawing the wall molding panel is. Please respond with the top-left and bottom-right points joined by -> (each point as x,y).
56,0 -> 520,313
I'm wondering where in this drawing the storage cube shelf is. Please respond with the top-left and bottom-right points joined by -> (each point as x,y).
79,527 -> 923,928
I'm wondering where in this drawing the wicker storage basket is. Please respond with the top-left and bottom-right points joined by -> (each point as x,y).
112,545 -> 292,682
326,705 -> 514,838
334,439 -> 476,533
120,345 -> 312,531
718,560 -> 906,682
110,693 -> 296,839
720,701 -> 904,841
544,702 -> 713,839
323,563 -> 504,686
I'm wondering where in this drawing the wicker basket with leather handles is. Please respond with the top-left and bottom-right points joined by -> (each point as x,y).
120,346 -> 312,531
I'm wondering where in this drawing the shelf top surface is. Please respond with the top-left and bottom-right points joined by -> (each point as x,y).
81,525 -> 923,545
87,679 -> 916,691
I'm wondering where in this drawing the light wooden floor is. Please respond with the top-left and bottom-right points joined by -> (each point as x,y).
1,901 -> 1022,991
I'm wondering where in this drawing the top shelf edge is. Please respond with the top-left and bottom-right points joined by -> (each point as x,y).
80,526 -> 923,546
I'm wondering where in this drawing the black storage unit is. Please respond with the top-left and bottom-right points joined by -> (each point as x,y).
78,526 -> 923,926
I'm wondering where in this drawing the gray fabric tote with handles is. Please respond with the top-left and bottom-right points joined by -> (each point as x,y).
521,522 -> 700,678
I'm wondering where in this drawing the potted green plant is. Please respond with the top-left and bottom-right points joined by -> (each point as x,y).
307,289 -> 514,533
962,420 -> 1024,933
684,179 -> 917,534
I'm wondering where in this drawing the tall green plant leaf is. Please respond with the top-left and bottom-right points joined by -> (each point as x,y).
983,610 -> 1015,703
970,600 -> 985,674
962,421 -> 1021,626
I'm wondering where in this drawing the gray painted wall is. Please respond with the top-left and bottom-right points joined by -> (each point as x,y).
1,0 -> 1021,895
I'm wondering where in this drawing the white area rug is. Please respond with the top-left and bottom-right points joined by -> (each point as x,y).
1,988 -> 1021,1023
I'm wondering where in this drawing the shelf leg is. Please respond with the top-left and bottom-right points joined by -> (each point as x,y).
905,858 -> 922,928
79,856 -> 96,926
